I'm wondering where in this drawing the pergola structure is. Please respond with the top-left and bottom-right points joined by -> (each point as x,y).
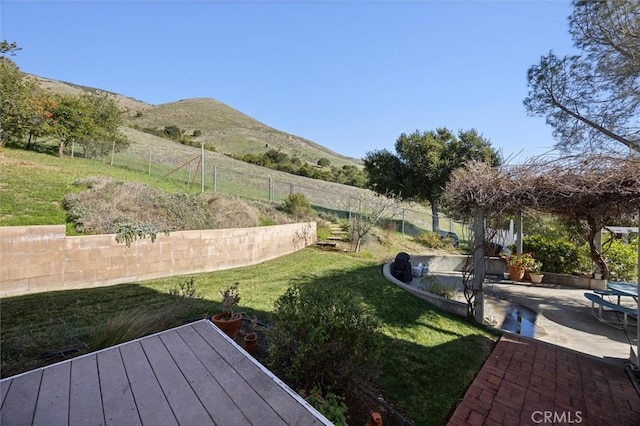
444,155 -> 640,365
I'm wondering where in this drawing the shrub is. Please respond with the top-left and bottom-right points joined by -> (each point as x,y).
169,276 -> 200,299
602,237 -> 638,282
301,387 -> 347,426
316,223 -> 332,240
413,231 -> 449,249
259,215 -> 277,226
162,125 -> 183,140
283,192 -> 312,218
523,235 -> 581,274
317,158 -> 331,168
115,222 -> 165,247
267,282 -> 382,393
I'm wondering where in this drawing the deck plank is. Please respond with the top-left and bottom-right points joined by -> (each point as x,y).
191,321 -> 301,425
161,325 -> 249,425
0,377 -> 11,407
193,321 -> 326,424
119,341 -> 178,426
32,362 -> 70,426
140,334 -> 214,425
97,347 -> 141,426
0,320 -> 327,426
0,370 -> 42,426
69,354 -> 104,426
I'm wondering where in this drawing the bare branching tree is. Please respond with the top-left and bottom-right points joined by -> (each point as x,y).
347,193 -> 401,252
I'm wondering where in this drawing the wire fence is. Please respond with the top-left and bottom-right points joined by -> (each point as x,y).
77,142 -> 465,237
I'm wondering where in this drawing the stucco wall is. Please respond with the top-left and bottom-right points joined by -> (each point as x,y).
0,222 -> 316,297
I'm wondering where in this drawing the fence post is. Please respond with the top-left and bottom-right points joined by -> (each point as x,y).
401,208 -> 405,237
269,178 -> 273,201
148,149 -> 151,176
290,183 -> 295,195
213,166 -> 217,192
110,141 -> 115,166
201,142 -> 205,193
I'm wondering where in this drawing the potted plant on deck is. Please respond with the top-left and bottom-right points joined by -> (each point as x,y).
505,253 -> 536,282
211,282 -> 242,338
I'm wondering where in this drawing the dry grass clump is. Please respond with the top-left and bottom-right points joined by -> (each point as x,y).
63,176 -> 274,234
88,305 -> 185,352
206,194 -> 259,229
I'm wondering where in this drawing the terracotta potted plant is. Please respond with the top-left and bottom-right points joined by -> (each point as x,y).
505,253 -> 536,282
243,315 -> 258,356
211,282 -> 242,338
528,260 -> 544,284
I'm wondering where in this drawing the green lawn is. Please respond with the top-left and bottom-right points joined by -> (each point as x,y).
0,248 -> 498,425
0,148 -> 194,231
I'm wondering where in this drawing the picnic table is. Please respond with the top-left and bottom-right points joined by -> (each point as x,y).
607,281 -> 638,301
584,281 -> 638,330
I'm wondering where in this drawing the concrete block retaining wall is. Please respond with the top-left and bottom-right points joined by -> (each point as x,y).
0,222 -> 316,297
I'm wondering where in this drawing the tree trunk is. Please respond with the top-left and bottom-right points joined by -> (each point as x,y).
431,200 -> 440,233
58,141 -> 65,157
587,220 -> 609,279
354,237 -> 362,253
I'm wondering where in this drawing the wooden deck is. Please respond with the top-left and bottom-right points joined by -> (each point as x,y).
0,320 -> 331,425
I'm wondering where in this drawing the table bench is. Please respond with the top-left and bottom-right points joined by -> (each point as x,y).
584,292 -> 637,330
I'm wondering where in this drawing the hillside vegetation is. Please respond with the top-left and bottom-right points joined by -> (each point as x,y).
8,73 -> 455,236
33,76 -> 360,168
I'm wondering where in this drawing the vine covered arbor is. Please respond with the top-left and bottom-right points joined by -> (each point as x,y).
444,155 -> 640,359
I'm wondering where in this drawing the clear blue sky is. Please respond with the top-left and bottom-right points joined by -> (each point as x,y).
2,0 -> 576,162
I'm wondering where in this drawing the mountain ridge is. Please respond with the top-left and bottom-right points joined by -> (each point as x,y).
31,74 -> 362,167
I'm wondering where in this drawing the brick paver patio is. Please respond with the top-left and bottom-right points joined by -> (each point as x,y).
448,333 -> 640,426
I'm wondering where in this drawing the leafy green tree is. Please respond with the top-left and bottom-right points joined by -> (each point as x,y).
524,1 -> 640,154
0,40 -> 21,57
51,92 -> 129,158
364,128 -> 499,232
0,53 -> 42,147
25,90 -> 57,148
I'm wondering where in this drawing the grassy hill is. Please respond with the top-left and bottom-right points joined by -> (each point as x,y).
32,75 -> 360,167
16,74 -> 455,236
